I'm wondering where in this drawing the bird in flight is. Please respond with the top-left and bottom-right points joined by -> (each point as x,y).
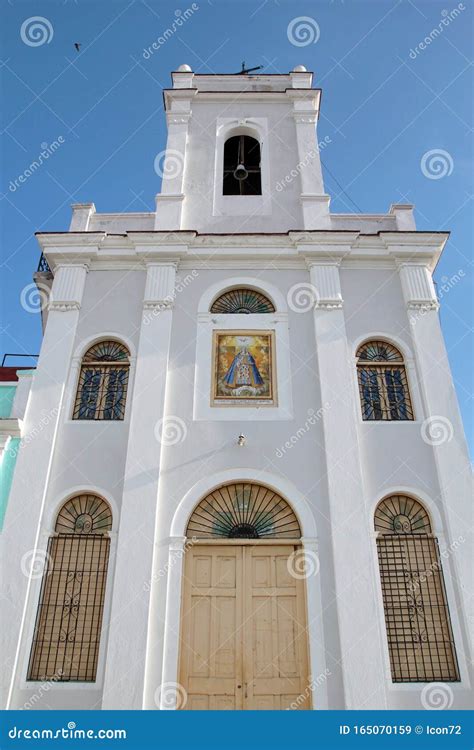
74,42 -> 81,52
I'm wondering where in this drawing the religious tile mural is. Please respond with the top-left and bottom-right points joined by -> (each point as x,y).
212,330 -> 277,406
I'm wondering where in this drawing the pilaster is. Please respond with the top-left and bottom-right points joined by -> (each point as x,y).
155,93 -> 195,231
102,262 -> 177,709
397,261 -> 473,638
289,90 -> 330,229
308,260 -> 387,709
2,263 -> 88,706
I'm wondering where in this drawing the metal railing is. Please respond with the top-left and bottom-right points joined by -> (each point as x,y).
37,253 -> 51,273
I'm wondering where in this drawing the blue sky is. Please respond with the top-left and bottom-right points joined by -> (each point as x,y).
1,0 -> 472,449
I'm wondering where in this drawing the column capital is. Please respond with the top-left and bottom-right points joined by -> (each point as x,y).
143,263 -> 177,310
48,263 -> 89,311
397,262 -> 439,311
307,261 -> 344,310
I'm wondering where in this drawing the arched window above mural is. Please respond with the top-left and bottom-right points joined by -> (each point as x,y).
186,482 -> 301,539
210,288 -> 275,314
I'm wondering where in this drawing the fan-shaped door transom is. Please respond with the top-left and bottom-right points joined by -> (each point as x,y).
186,482 -> 301,539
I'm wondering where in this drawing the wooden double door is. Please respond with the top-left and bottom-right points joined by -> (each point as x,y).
179,543 -> 311,710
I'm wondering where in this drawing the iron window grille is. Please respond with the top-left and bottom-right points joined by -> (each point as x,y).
186,482 -> 301,539
27,495 -> 112,682
223,135 -> 262,195
375,495 -> 459,683
356,340 -> 414,421
73,341 -> 130,421
210,288 -> 275,314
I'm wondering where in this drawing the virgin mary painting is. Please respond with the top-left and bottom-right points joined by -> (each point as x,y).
212,331 -> 276,404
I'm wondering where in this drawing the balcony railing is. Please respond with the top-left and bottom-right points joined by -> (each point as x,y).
37,253 -> 51,273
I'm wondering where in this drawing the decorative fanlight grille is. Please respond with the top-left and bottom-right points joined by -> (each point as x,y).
55,494 -> 112,534
186,483 -> 301,539
82,341 -> 129,363
374,495 -> 431,535
210,288 -> 275,314
357,341 -> 403,362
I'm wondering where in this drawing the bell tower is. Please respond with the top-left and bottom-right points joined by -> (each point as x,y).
154,65 -> 330,233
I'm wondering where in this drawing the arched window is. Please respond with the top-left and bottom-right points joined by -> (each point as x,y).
375,495 -> 459,682
186,482 -> 301,539
27,494 -> 112,682
223,135 -> 262,195
356,340 -> 413,421
73,340 -> 130,421
210,288 -> 275,314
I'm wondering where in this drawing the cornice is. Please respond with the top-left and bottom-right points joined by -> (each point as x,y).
36,229 -> 449,272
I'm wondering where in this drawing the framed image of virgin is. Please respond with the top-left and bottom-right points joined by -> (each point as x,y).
212,330 -> 277,406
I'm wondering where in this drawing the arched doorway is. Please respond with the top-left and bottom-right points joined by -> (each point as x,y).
178,482 -> 311,710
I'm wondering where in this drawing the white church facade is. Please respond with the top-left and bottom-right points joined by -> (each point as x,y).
1,66 -> 472,711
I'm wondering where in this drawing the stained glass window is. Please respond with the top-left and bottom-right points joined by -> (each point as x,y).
27,495 -> 112,682
73,341 -> 130,421
357,341 -> 413,421
375,495 -> 459,682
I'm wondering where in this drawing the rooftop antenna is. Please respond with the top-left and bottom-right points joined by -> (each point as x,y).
237,61 -> 263,75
